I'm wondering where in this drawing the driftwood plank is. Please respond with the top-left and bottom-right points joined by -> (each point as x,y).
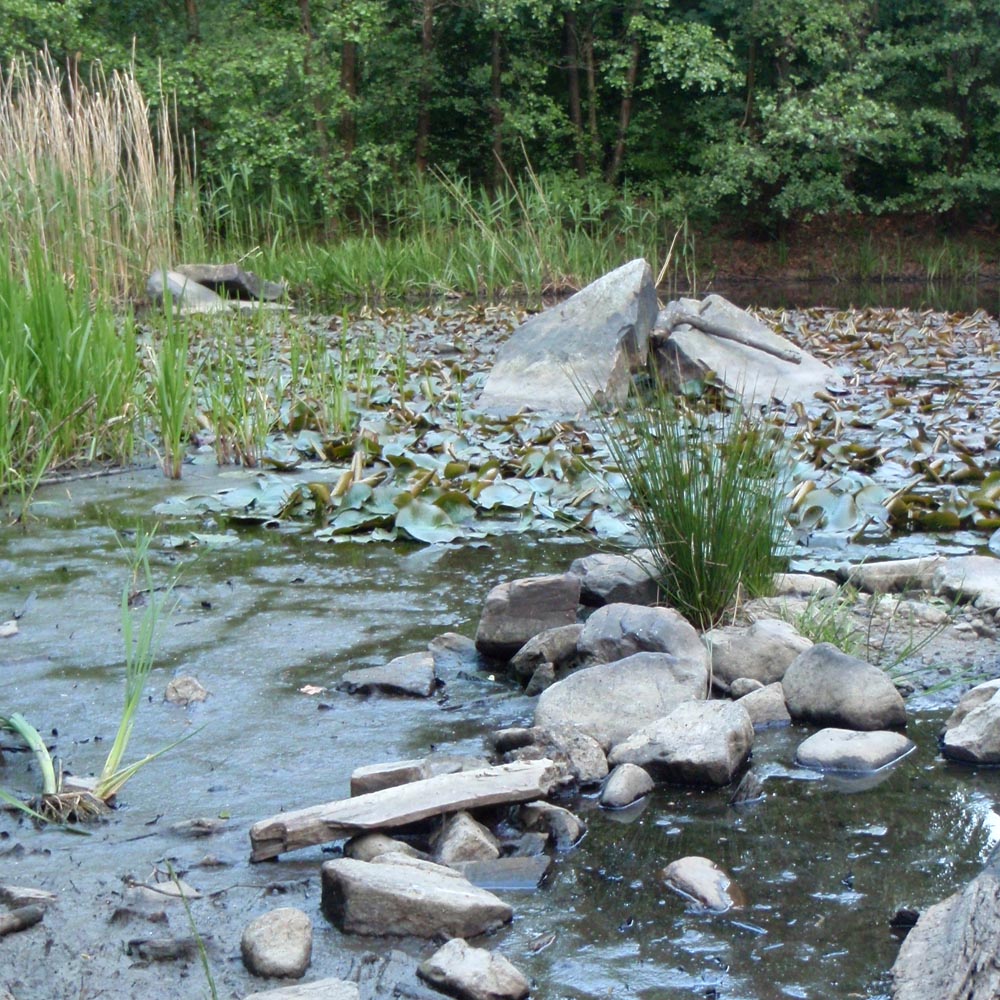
250,758 -> 559,862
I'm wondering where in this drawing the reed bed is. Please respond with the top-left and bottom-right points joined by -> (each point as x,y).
0,51 -> 181,299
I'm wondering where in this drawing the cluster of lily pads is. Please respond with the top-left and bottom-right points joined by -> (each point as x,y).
152,302 -> 1000,563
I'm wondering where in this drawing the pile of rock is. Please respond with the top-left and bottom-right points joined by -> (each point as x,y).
240,545 -> 1000,998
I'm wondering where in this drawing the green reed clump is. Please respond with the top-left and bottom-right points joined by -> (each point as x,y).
0,246 -> 140,502
147,301 -> 194,480
600,384 -> 789,629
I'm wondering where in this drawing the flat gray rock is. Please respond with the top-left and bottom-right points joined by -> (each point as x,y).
653,294 -> 845,407
338,651 -> 437,697
477,258 -> 657,415
350,754 -> 486,796
241,907 -> 312,979
418,938 -> 530,1000
795,728 -> 915,772
450,855 -> 551,891
932,555 -> 1000,611
838,556 -> 945,594
251,758 -> 560,861
534,651 -> 707,750
782,643 -> 907,730
608,700 -> 754,786
321,857 -> 512,938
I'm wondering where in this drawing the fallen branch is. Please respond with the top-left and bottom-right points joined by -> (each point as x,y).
670,311 -> 802,364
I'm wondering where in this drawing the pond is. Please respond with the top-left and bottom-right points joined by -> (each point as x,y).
3,283 -> 1000,999
2,465 -> 1000,1000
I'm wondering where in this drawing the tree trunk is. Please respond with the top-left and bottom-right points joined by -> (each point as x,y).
605,30 -> 641,185
340,40 -> 358,156
415,0 -> 435,172
184,0 -> 200,44
583,29 -> 599,161
565,12 -> 586,177
491,28 -> 505,188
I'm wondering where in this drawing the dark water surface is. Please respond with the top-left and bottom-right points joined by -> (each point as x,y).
1,462 -> 999,996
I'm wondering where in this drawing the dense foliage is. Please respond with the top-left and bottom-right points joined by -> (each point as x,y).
1,0 -> 997,233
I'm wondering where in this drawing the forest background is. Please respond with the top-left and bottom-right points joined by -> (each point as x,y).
4,0 -> 1000,285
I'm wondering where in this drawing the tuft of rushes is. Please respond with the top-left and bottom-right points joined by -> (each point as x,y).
599,383 -> 789,629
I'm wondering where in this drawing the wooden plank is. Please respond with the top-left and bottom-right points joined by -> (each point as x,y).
250,758 -> 559,861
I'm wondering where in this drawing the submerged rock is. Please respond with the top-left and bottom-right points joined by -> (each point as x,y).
338,651 -> 437,697
241,907 -> 312,979
660,856 -> 744,913
164,675 -> 209,706
477,258 -> 657,416
418,938 -> 530,1000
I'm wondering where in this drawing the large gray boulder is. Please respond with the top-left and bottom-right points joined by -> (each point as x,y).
891,853 -> 1000,1000
838,556 -> 945,594
321,856 -> 512,938
418,938 -> 530,1000
477,258 -> 658,415
607,700 -> 754,786
781,643 -> 907,730
475,574 -> 581,661
174,262 -> 287,301
707,618 -> 812,691
534,651 -> 708,750
577,603 -> 709,671
653,294 -> 845,407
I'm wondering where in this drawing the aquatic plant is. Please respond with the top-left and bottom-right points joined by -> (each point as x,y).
148,301 -> 194,479
0,244 -> 140,507
598,384 -> 789,629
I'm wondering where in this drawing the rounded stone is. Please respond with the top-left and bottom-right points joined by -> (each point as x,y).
241,907 -> 312,979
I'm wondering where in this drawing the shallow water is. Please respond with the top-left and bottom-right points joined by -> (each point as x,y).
2,468 -> 1000,999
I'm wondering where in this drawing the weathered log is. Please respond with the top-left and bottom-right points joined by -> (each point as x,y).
891,859 -> 1000,999
250,758 -> 560,862
670,311 -> 802,364
0,905 -> 44,937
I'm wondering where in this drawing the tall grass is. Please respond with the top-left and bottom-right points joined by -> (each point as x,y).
0,51 -> 184,300
599,384 -> 789,629
0,246 -> 140,501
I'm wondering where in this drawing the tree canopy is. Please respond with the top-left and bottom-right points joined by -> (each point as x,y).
2,0 -> 998,230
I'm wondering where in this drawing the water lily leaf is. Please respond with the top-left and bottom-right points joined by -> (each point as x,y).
338,482 -> 373,510
476,480 -> 534,510
434,490 -> 476,523
394,497 -> 465,543
189,532 -> 241,548
330,508 -> 390,534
